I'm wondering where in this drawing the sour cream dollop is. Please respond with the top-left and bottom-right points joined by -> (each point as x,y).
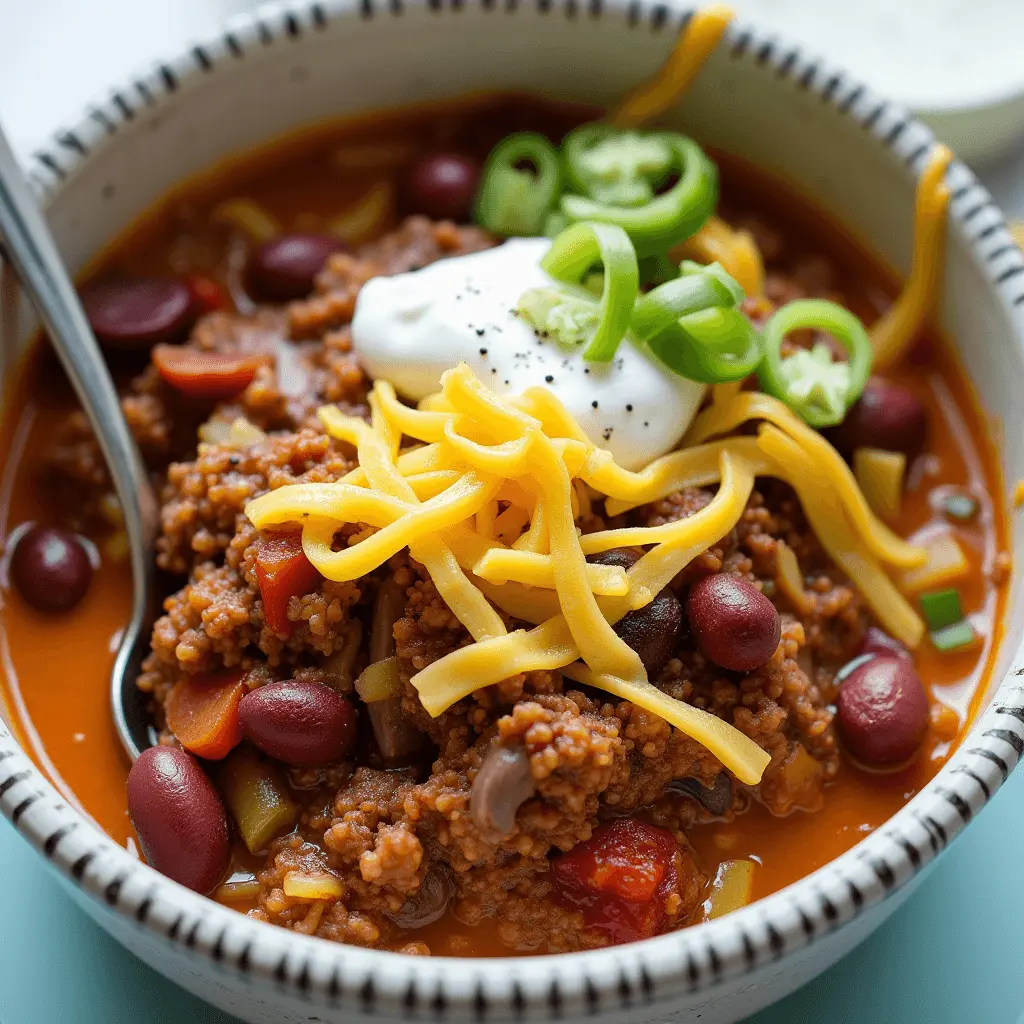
351,238 -> 705,471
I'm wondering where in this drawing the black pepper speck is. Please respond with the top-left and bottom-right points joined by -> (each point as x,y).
545,375 -> 554,383
591,400 -> 599,409
479,348 -> 488,355
475,328 -> 486,336
626,404 -> 633,412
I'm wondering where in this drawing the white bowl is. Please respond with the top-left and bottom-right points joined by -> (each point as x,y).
2,2 -> 1024,1022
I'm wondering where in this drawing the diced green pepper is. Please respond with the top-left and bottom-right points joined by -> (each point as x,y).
756,299 -> 872,428
920,587 -> 963,631
219,746 -> 298,855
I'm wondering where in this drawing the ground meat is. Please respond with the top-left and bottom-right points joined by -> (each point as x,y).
156,426 -> 356,574
288,217 -> 493,339
71,211 -> 880,955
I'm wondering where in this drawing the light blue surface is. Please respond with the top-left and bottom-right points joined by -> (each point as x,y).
1,766 -> 1022,1024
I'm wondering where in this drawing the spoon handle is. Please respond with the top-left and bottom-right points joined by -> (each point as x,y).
0,125 -> 158,546
0,124 -> 158,760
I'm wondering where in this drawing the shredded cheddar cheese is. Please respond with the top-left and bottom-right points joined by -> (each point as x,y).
609,5 -> 734,128
245,362 -> 930,785
871,144 -> 953,371
674,215 -> 766,299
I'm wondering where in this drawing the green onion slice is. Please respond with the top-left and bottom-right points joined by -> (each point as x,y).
536,221 -> 639,362
931,620 -> 977,653
560,132 -> 718,257
562,124 -> 675,207
920,587 -> 964,631
632,261 -> 761,384
475,132 -> 562,237
756,299 -> 872,428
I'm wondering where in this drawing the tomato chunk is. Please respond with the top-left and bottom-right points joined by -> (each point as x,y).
152,344 -> 269,398
551,819 -> 681,944
254,531 -> 322,636
185,274 -> 228,315
164,670 -> 246,760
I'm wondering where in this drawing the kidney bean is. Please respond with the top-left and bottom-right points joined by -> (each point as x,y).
668,773 -> 733,816
587,548 -> 683,675
836,654 -> 929,766
614,590 -> 684,676
858,626 -> 912,661
686,573 -> 781,672
239,680 -> 358,766
386,865 -> 453,929
9,525 -> 93,613
403,152 -> 480,222
81,276 -> 195,350
587,547 -> 642,572
824,378 -> 928,458
248,234 -> 343,302
126,746 -> 230,894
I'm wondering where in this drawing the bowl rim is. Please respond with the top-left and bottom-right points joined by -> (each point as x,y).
2,0 -> 1024,1018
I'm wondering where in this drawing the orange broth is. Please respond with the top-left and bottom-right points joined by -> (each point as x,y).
0,95 -> 1010,955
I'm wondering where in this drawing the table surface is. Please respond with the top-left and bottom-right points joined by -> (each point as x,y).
2,2 -> 1024,1022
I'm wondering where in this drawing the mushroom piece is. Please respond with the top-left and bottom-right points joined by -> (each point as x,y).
358,575 -> 425,767
387,865 -> 454,929
668,772 -> 733,816
470,744 -> 537,834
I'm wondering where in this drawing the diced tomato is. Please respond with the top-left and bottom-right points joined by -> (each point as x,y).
551,819 -> 681,944
254,531 -> 322,636
185,274 -> 228,315
164,669 -> 246,760
152,344 -> 269,399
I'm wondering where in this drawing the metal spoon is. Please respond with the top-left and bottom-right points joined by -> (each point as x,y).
0,123 -> 156,761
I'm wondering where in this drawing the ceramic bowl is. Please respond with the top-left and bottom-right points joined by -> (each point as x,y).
2,2 -> 1024,1022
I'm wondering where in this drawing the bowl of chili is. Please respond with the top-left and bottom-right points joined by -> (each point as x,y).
0,2 -> 1022,1023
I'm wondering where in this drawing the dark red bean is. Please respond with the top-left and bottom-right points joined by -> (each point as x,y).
587,549 -> 683,675
247,234 -> 343,302
686,573 -> 781,672
836,654 -> 929,766
81,276 -> 195,350
404,153 -> 480,222
824,378 -> 928,458
858,626 -> 912,661
387,865 -> 454,929
239,680 -> 358,766
587,547 -> 641,572
9,525 -> 93,613
614,590 -> 684,676
668,773 -> 733,816
126,746 -> 230,894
